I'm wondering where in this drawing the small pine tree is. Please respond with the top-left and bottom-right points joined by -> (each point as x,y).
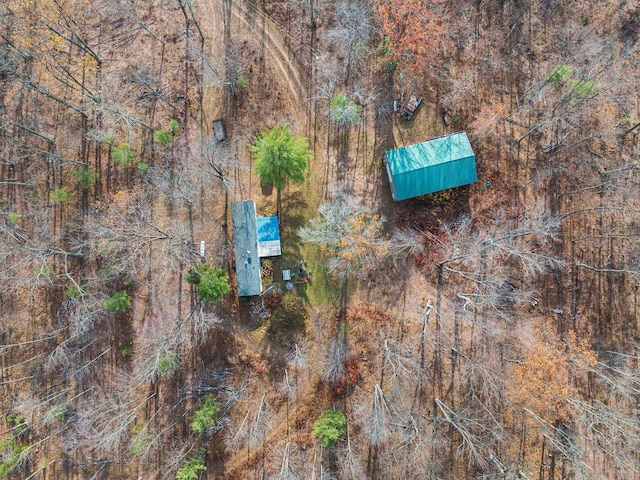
154,129 -> 174,147
112,143 -> 137,167
186,264 -> 230,302
72,168 -> 99,189
168,119 -> 181,133
0,437 -> 28,477
44,404 -> 67,424
545,65 -> 572,84
104,291 -> 131,312
176,448 -> 206,480
51,186 -> 72,204
326,92 -> 363,127
190,395 -> 221,434
138,162 -> 150,174
313,410 -> 347,447
65,284 -> 85,298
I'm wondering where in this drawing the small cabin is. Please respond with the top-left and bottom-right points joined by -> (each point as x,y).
232,200 -> 282,297
384,132 -> 477,201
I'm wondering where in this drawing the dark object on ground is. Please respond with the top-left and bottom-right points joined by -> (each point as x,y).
213,119 -> 226,142
401,94 -> 423,120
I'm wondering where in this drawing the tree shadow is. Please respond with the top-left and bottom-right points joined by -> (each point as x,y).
364,73 -> 399,218
279,190 -> 308,239
395,185 -> 473,232
361,255 -> 412,310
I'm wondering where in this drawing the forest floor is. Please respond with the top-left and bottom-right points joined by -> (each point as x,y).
2,0 -> 637,478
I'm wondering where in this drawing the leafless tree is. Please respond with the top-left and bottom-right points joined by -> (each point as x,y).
379,339 -> 419,391
132,328 -> 181,384
200,135 -> 242,191
227,393 -> 271,472
177,304 -> 222,348
361,384 -> 394,447
300,184 -> 416,278
69,387 -> 154,455
299,186 -> 380,270
437,200 -> 564,321
569,397 -> 640,476
327,0 -> 373,78
322,336 -> 348,385
434,398 -> 500,470
338,421 -> 365,480
269,442 -> 298,480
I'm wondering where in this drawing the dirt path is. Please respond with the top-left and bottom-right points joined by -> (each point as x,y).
226,0 -> 307,107
197,0 -> 312,207
192,0 -> 318,476
200,0 -> 308,122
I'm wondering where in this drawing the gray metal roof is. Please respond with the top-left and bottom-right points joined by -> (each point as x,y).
232,200 -> 262,296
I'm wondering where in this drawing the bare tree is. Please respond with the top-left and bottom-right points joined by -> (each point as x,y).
379,339 -> 419,391
327,0 -> 373,78
437,201 -> 564,321
300,185 -> 417,278
269,442 -> 298,480
69,387 -> 154,455
433,398 -> 501,470
338,422 -> 365,480
361,384 -> 394,447
323,336 -> 348,386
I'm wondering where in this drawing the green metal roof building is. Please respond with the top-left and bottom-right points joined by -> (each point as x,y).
384,132 -> 477,201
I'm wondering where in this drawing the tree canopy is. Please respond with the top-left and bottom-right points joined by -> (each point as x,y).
326,92 -> 363,127
313,410 -> 347,448
186,264 -> 230,302
299,186 -> 390,278
249,123 -> 311,191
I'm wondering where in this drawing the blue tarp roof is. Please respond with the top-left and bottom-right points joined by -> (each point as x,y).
256,216 -> 280,242
257,216 -> 282,257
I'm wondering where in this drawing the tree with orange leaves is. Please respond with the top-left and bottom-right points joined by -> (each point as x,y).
509,329 -> 597,424
510,340 -> 577,422
370,0 -> 450,75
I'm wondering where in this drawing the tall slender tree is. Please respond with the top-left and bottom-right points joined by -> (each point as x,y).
249,124 -> 312,214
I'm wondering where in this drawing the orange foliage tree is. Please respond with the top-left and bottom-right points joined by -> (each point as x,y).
509,330 -> 596,423
370,0 -> 450,75
510,340 -> 577,422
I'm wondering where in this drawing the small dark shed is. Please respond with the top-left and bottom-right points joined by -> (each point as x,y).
213,119 -> 226,142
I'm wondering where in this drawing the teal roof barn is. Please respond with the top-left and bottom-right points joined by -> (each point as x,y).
384,132 -> 477,201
